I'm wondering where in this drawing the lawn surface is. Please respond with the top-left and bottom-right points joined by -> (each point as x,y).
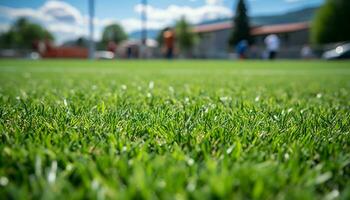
0,60 -> 350,199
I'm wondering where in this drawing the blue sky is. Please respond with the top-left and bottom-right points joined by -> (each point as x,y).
0,0 -> 324,43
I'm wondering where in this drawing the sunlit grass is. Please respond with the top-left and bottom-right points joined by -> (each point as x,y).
0,60 -> 349,199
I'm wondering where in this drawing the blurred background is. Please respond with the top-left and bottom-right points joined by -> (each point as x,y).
0,0 -> 349,60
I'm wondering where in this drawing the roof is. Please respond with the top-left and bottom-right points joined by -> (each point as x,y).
251,22 -> 310,35
192,21 -> 232,33
193,6 -> 318,30
192,21 -> 310,35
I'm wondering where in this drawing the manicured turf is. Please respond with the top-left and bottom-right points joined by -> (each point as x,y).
0,60 -> 349,199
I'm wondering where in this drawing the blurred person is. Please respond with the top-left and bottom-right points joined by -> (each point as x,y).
163,29 -> 175,59
249,44 -> 259,59
38,41 -> 46,54
235,40 -> 249,59
32,40 -> 46,54
264,34 -> 280,60
301,44 -> 313,59
44,38 -> 53,53
107,41 -> 117,56
127,46 -> 132,59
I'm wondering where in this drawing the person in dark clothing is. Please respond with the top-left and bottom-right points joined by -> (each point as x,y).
236,40 -> 248,59
163,29 -> 175,59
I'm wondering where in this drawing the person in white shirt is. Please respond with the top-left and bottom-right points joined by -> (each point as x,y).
301,44 -> 313,59
264,34 -> 280,60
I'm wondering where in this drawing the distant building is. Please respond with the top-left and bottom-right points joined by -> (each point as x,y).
34,40 -> 88,59
191,6 -> 318,59
192,21 -> 310,59
116,39 -> 159,59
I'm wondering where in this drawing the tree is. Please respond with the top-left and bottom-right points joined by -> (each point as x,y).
175,17 -> 196,55
0,18 -> 53,49
229,0 -> 252,46
62,37 -> 89,48
311,0 -> 350,44
101,24 -> 127,46
0,30 -> 19,49
76,37 -> 89,47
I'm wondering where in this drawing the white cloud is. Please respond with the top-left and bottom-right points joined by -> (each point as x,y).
0,1 -> 91,43
133,2 -> 232,28
39,0 -> 84,24
206,0 -> 224,5
0,6 -> 51,22
0,0 -> 233,43
46,22 -> 85,35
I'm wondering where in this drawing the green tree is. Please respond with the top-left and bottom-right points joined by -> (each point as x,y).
312,0 -> 350,44
101,24 -> 127,46
175,17 -> 195,55
0,30 -> 19,48
229,0 -> 252,46
0,18 -> 53,49
76,37 -> 89,47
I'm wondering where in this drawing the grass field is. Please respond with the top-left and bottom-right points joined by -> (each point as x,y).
0,60 -> 350,199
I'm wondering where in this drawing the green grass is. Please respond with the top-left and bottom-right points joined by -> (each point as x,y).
0,59 -> 349,200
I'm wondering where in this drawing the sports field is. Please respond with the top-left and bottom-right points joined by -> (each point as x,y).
0,60 -> 349,199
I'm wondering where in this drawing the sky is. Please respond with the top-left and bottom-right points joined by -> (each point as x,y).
0,0 -> 324,44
